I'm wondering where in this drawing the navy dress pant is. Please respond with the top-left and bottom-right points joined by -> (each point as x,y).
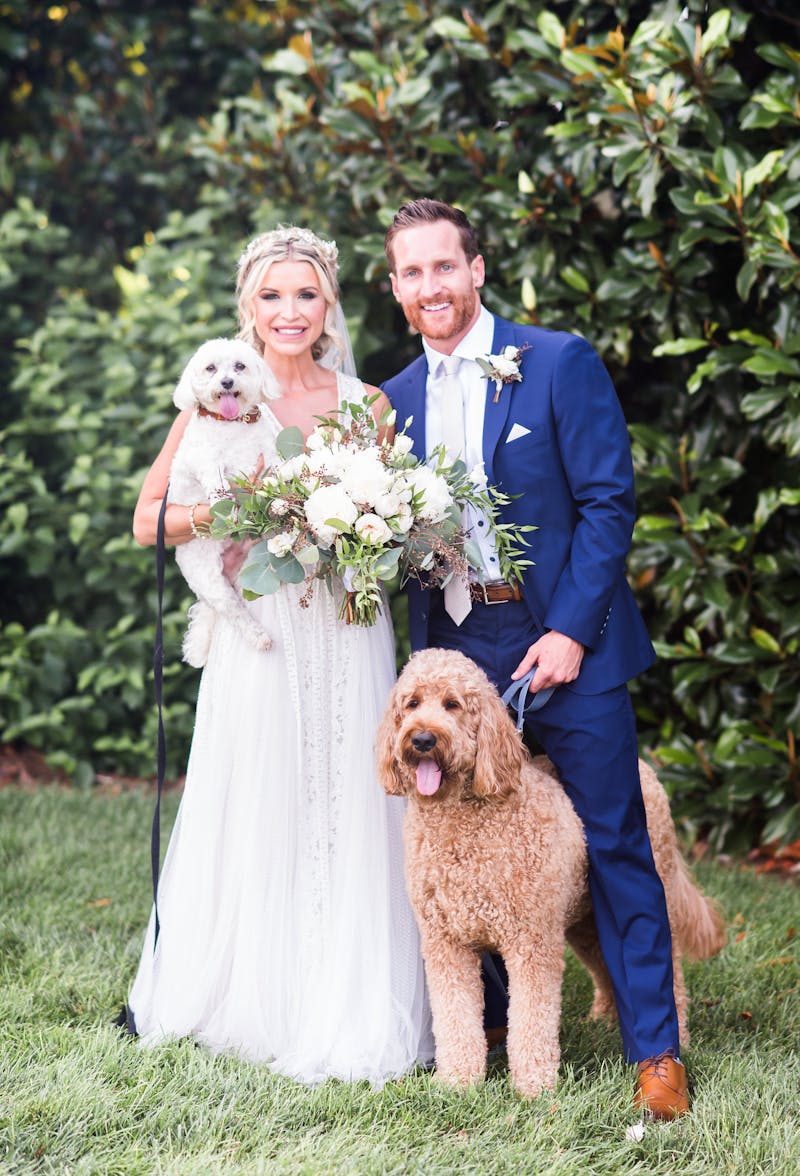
427,592 -> 680,1062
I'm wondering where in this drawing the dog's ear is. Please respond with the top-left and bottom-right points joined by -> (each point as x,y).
173,352 -> 200,411
471,684 -> 525,799
375,689 -> 408,796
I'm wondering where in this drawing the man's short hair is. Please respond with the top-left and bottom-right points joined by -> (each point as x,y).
384,199 -> 480,271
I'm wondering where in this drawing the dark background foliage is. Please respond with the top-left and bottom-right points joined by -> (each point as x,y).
1,0 -> 798,849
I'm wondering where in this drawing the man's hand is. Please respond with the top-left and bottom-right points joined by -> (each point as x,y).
511,631 -> 584,692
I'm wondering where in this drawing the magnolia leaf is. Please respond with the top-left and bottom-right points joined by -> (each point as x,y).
751,627 -> 782,654
652,338 -> 708,356
700,9 -> 730,56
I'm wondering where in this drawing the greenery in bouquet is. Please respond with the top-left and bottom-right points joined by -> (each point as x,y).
209,394 -> 534,626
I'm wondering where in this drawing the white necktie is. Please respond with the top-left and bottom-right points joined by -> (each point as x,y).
435,356 -> 472,626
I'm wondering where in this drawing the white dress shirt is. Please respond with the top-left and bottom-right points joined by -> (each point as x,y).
422,304 -> 501,578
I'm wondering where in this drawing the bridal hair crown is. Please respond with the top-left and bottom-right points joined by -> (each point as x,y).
238,226 -> 339,274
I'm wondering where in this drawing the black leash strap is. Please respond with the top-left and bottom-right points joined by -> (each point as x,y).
151,486 -> 169,948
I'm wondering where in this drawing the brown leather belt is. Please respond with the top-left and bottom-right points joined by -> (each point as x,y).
468,579 -> 523,605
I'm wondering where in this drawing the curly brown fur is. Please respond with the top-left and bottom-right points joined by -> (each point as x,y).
376,648 -> 726,1099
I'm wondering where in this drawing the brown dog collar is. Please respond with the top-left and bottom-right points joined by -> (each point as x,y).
197,404 -> 261,424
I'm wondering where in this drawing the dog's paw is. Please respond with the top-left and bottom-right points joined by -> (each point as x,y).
182,602 -> 214,667
509,1070 -> 552,1100
254,630 -> 273,652
433,1066 -> 486,1090
588,992 -> 618,1022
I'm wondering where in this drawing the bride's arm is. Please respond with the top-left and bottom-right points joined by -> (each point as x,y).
132,411 -> 212,547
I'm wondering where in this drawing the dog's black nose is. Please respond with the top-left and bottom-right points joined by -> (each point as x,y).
220,376 -> 234,390
412,731 -> 437,753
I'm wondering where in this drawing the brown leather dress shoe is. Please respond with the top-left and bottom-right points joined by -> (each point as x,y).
634,1055 -> 689,1120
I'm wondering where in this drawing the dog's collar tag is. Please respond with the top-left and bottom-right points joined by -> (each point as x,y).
500,669 -> 555,730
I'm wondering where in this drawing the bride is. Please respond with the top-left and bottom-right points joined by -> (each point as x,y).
127,225 -> 433,1084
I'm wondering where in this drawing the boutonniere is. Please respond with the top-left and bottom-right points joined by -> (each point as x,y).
476,344 -> 530,403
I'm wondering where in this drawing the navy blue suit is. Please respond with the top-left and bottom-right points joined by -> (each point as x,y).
383,315 -> 680,1062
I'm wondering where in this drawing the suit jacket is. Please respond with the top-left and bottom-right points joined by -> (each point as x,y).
382,315 -> 655,694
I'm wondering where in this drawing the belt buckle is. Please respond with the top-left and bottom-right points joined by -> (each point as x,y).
479,579 -> 506,606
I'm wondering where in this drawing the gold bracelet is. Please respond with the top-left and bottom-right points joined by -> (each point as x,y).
188,503 -> 210,539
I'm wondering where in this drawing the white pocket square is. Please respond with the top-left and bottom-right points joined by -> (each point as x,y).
506,423 -> 532,443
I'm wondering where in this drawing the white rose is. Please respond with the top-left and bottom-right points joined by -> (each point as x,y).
306,428 -> 327,452
468,461 -> 488,487
405,466 -> 454,523
389,502 -> 414,534
304,484 -> 358,545
267,531 -> 295,557
354,513 -> 392,544
391,433 -> 414,457
341,448 -> 392,506
278,454 -> 308,481
372,488 -> 402,518
493,355 -> 520,379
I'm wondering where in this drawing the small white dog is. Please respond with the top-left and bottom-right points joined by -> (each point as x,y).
168,337 -> 278,667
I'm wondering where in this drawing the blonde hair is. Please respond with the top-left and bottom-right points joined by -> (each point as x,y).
236,226 -> 343,365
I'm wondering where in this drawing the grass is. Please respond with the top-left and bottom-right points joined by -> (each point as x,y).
0,786 -> 798,1175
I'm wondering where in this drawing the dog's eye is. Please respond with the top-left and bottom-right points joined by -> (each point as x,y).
234,361 -> 246,372
205,363 -> 217,373
406,697 -> 420,710
443,698 -> 461,711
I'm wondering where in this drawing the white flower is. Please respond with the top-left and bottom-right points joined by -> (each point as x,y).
354,513 -> 392,544
304,484 -> 358,545
392,433 -> 414,457
306,428 -> 327,452
269,498 -> 290,517
389,502 -> 414,533
493,354 -> 522,379
267,531 -> 295,556
476,344 -> 528,394
341,447 -> 392,506
468,461 -> 488,487
405,466 -> 454,523
372,488 -> 402,519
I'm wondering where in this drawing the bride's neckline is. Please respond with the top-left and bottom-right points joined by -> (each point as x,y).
263,369 -> 347,441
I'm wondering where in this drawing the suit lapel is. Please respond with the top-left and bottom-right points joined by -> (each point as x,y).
399,355 -> 429,459
481,317 -> 517,483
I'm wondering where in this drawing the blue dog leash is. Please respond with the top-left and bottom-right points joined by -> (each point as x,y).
500,668 -> 554,730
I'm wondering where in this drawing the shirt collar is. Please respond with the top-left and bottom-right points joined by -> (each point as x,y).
423,304 -> 495,378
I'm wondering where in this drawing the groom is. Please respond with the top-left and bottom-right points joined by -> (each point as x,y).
382,198 -> 688,1119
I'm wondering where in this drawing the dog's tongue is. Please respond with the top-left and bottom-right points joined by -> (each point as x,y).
217,394 -> 240,420
416,758 -> 442,796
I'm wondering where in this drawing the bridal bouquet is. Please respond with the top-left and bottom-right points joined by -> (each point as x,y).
209,394 -> 533,626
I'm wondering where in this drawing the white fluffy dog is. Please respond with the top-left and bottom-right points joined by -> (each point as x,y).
168,337 -> 278,667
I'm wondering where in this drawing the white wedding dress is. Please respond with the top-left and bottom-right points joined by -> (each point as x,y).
128,373 -> 433,1084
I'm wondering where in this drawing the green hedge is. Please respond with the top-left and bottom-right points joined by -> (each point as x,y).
1,1 -> 798,849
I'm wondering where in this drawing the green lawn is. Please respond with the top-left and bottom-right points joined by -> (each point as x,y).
0,786 -> 798,1175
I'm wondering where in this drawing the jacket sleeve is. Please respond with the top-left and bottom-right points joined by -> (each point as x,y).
542,335 -> 636,650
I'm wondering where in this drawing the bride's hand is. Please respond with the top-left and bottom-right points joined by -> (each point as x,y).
222,538 -> 255,584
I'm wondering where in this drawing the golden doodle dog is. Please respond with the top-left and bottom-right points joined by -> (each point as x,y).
376,648 -> 726,1099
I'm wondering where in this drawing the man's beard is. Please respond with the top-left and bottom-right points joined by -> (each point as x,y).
402,289 -> 478,340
